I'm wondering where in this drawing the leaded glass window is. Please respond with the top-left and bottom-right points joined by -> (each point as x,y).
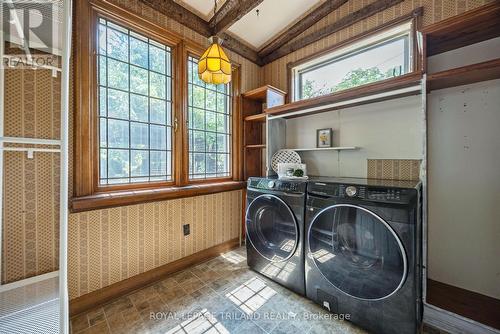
187,56 -> 231,179
98,18 -> 173,184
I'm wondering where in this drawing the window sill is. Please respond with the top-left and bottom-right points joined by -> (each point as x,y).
71,181 -> 247,213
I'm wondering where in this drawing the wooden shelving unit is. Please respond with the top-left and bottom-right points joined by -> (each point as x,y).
245,144 -> 267,149
241,85 -> 287,106
423,4 -> 500,329
423,2 -> 500,56
265,72 -> 422,119
427,58 -> 500,91
244,113 -> 267,122
423,2 -> 500,92
242,85 -> 286,179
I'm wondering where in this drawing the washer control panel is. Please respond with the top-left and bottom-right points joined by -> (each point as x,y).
309,182 -> 412,204
367,188 -> 402,201
249,178 -> 306,193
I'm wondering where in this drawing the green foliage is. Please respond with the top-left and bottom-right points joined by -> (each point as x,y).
331,67 -> 387,92
301,80 -> 330,99
100,28 -> 232,181
301,66 -> 399,100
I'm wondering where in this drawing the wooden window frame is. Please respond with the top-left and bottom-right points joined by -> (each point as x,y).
185,51 -> 234,184
94,16 -> 176,191
73,0 -> 244,212
286,8 -> 423,103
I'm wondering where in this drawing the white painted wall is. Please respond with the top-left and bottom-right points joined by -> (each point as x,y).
427,79 -> 500,299
284,95 -> 424,177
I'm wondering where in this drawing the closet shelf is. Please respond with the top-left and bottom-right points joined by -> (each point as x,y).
290,147 -> 358,152
427,58 -> 500,91
244,113 -> 266,122
0,136 -> 61,146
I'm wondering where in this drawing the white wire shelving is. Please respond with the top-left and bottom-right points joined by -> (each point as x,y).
0,0 -> 72,333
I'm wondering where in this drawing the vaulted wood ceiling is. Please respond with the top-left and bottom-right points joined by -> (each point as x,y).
139,0 -> 405,66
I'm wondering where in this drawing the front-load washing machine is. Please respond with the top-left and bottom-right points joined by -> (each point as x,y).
305,177 -> 422,334
246,177 -> 306,295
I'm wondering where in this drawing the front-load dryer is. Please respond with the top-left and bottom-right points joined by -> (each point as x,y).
246,177 -> 307,295
305,177 -> 422,334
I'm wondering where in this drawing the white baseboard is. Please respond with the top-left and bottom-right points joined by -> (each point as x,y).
424,303 -> 500,334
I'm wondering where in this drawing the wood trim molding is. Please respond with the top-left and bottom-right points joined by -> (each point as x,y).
209,0 -> 265,34
74,0 -> 96,197
232,66 -> 244,181
427,279 -> 500,330
427,58 -> 500,91
261,0 -> 405,65
89,0 -> 183,46
285,7 -> 424,101
424,304 -> 500,334
258,0 -> 348,57
69,238 -> 241,317
71,181 -> 247,212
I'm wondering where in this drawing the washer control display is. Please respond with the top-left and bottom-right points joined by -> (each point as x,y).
253,179 -> 305,193
367,188 -> 402,201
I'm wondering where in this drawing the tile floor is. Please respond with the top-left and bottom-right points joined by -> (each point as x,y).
70,247 -> 442,334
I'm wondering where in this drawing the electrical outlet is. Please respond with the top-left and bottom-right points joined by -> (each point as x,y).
183,224 -> 190,236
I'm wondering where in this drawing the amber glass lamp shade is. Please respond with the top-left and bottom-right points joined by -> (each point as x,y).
198,36 -> 231,85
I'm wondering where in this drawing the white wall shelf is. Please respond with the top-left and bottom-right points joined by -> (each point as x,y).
289,147 -> 358,152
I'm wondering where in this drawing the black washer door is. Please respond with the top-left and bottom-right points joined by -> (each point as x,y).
308,204 -> 407,300
246,194 -> 299,262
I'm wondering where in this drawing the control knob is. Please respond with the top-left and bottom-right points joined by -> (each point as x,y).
268,180 -> 276,188
345,186 -> 357,197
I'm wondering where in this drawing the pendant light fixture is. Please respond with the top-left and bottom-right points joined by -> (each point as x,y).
198,0 -> 232,85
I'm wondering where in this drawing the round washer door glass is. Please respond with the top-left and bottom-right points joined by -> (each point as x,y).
246,194 -> 298,262
308,204 -> 407,300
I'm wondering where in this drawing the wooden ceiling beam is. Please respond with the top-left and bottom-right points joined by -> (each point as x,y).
139,0 -> 211,36
261,0 -> 405,65
258,0 -> 348,58
209,0 -> 265,34
139,0 -> 260,64
220,32 -> 262,64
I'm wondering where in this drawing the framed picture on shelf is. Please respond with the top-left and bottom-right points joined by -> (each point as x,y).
317,128 -> 333,148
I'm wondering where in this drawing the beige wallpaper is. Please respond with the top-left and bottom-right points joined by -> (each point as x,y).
68,190 -> 242,300
367,159 -> 421,181
262,0 -> 493,92
2,68 -> 61,284
2,0 -> 260,291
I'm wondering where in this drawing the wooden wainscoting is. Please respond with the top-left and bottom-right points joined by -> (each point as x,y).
70,238 -> 240,317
